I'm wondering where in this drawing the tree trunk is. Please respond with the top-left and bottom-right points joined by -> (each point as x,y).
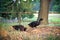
38,0 -> 50,25
16,12 -> 22,25
16,0 -> 22,25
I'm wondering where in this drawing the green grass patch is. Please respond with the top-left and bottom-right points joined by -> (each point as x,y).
46,35 -> 60,40
51,18 -> 60,22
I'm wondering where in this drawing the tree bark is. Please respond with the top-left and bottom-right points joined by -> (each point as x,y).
16,0 -> 22,25
38,0 -> 50,25
17,13 -> 22,25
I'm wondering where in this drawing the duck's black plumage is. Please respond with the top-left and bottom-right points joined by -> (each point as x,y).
12,25 -> 27,31
28,18 -> 43,28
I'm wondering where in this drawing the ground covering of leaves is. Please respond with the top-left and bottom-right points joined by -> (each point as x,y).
0,25 -> 60,40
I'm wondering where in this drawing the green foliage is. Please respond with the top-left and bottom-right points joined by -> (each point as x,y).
0,0 -> 39,20
0,0 -> 13,12
19,0 -> 34,12
27,14 -> 34,18
0,13 -> 11,19
0,13 -> 17,19
52,0 -> 60,13
21,13 -> 34,19
0,0 -> 40,12
21,14 -> 28,19
10,13 -> 17,19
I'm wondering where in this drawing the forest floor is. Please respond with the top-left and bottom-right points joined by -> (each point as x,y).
0,25 -> 60,40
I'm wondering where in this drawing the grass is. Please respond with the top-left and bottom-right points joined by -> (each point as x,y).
46,35 -> 60,40
0,14 -> 60,27
0,14 -> 60,40
48,17 -> 60,26
0,16 -> 60,30
49,17 -> 60,22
